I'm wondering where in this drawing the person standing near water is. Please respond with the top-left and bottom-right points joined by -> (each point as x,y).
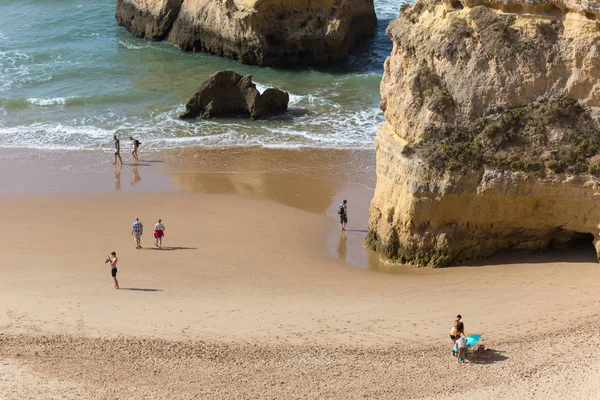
132,217 -> 144,249
107,251 -> 119,289
338,199 -> 348,231
154,219 -> 165,249
129,136 -> 140,163
113,135 -> 123,165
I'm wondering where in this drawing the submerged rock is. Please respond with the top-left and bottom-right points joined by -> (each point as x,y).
115,0 -> 376,67
179,70 -> 289,119
367,0 -> 600,267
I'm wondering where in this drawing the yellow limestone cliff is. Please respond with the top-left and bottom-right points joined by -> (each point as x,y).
115,0 -> 376,67
366,0 -> 600,267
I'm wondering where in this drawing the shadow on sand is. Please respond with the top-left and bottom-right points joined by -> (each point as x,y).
144,246 -> 197,251
462,241 -> 598,267
344,229 -> 368,233
466,348 -> 509,365
120,288 -> 163,292
122,163 -> 151,167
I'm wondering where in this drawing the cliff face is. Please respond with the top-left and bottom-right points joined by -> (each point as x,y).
367,0 -> 600,266
115,0 -> 376,67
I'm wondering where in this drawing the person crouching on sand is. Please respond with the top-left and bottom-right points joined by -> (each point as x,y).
154,219 -> 165,248
107,252 -> 119,289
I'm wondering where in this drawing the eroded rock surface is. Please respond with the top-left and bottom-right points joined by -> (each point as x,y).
179,70 -> 289,119
367,0 -> 600,267
115,0 -> 376,67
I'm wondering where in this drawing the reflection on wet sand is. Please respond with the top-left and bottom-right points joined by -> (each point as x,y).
337,232 -> 347,261
164,148 -> 375,214
161,147 -> 383,269
114,165 -> 122,191
130,166 -> 142,186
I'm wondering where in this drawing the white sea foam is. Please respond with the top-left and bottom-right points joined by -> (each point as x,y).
0,99 -> 382,151
27,97 -> 73,106
117,40 -> 152,50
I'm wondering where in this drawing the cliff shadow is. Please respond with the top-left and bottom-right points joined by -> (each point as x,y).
463,235 -> 597,267
321,18 -> 394,75
265,18 -> 394,75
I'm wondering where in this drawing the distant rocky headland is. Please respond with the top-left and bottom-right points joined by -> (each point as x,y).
367,0 -> 600,267
115,0 -> 377,67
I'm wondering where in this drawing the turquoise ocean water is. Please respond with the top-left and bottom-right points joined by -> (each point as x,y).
0,1 -> 398,151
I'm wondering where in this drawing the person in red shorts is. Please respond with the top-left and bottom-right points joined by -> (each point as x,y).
154,219 -> 165,249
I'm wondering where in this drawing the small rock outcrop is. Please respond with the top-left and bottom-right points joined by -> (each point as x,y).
179,70 -> 289,119
367,0 -> 600,267
116,0 -> 183,40
115,0 -> 377,67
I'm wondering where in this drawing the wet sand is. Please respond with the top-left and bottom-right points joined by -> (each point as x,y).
1,148 -> 600,399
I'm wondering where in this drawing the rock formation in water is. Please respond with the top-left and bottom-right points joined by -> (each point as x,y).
115,0 -> 377,67
179,70 -> 289,119
366,0 -> 600,267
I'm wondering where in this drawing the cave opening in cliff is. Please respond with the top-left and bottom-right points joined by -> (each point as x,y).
552,231 -> 596,255
566,232 -> 595,247
451,0 -> 464,10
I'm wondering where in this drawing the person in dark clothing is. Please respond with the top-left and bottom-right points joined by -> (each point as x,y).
113,135 -> 123,165
338,199 -> 348,231
129,136 -> 140,163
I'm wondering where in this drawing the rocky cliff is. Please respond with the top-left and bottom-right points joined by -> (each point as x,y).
367,0 -> 600,267
115,0 -> 376,67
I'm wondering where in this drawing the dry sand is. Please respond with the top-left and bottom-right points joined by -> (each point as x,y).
1,149 -> 600,399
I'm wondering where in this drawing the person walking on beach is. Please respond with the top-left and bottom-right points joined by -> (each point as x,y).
154,219 -> 165,249
113,135 -> 123,165
338,199 -> 348,231
130,136 -> 140,163
107,251 -> 119,289
132,217 -> 144,249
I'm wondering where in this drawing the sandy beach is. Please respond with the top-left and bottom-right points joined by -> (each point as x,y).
0,148 -> 600,399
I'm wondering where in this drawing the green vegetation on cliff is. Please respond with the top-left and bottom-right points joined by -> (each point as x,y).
403,97 -> 600,176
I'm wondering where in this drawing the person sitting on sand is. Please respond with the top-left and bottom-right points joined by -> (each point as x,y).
113,135 -> 123,165
456,334 -> 467,363
130,136 -> 140,163
108,251 -> 119,289
132,217 -> 144,249
154,219 -> 165,249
